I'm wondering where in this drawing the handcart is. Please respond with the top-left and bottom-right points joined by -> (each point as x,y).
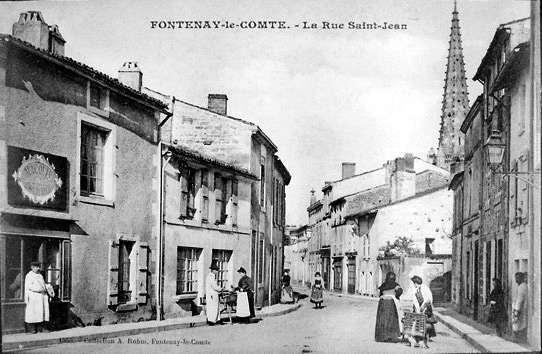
219,290 -> 237,324
402,311 -> 428,345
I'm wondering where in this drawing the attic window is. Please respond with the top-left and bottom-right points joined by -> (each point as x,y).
88,82 -> 109,115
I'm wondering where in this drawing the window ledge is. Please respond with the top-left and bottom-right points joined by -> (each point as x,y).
79,195 -> 114,207
172,293 -> 198,302
115,303 -> 138,312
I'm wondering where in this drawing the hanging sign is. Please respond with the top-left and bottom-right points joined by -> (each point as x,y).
8,146 -> 68,210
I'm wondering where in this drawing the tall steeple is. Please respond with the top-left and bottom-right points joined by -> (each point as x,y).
436,0 -> 470,170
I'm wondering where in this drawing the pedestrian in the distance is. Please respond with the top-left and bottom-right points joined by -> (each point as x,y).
205,259 -> 224,326
281,270 -> 294,304
233,267 -> 255,323
487,278 -> 506,337
24,261 -> 50,334
512,272 -> 527,343
375,271 -> 403,342
310,272 -> 324,309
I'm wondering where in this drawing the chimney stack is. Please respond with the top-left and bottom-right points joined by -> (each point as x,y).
387,153 -> 416,202
118,62 -> 143,91
48,24 -> 65,56
13,11 -> 64,55
309,189 -> 317,206
341,162 -> 356,179
208,94 -> 228,115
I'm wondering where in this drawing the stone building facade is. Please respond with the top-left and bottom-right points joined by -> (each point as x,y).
451,15 -> 541,349
159,95 -> 290,309
0,12 -> 168,332
305,155 -> 453,300
159,143 -> 257,319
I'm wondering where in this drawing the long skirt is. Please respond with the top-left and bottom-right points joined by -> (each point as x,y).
310,286 -> 323,304
236,291 -> 251,318
375,297 -> 401,342
281,286 -> 294,303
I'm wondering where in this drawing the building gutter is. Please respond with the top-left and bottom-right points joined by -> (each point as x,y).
156,99 -> 174,322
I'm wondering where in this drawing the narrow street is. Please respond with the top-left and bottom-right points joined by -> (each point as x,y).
17,290 -> 477,354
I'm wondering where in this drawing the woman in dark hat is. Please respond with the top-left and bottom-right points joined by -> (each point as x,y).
310,272 -> 324,309
375,271 -> 403,342
205,259 -> 224,325
233,267 -> 255,323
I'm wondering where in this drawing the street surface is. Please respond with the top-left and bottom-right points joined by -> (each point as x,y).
17,291 -> 477,354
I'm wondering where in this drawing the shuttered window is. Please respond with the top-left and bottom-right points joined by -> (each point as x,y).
180,166 -> 196,219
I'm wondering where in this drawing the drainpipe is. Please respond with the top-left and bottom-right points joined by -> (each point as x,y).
156,97 -> 174,322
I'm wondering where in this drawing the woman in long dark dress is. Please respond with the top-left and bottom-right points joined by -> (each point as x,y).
488,278 -> 506,336
375,272 -> 403,342
310,272 -> 324,309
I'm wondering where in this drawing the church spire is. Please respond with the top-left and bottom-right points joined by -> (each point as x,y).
436,0 -> 470,170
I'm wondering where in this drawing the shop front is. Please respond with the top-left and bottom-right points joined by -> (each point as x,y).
1,146 -> 73,333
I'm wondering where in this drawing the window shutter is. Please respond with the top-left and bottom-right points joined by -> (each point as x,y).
107,240 -> 119,306
137,242 -> 149,304
180,168 -> 188,217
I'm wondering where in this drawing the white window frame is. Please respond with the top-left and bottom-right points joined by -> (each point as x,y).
77,112 -> 116,207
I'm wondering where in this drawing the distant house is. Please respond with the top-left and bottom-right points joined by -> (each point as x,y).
306,155 -> 453,302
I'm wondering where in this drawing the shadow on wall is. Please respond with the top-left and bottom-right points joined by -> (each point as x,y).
430,271 -> 452,303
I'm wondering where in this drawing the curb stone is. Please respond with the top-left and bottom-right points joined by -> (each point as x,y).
3,303 -> 301,352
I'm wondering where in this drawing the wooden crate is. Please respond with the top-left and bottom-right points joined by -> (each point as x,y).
402,311 -> 427,337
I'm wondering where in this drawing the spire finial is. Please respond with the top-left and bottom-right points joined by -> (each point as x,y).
454,0 -> 457,12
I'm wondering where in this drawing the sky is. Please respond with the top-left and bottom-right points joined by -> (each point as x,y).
0,0 -> 530,226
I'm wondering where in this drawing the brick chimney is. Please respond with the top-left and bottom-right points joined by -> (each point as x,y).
118,61 -> 142,91
342,162 -> 356,179
386,153 -> 416,202
208,94 -> 228,115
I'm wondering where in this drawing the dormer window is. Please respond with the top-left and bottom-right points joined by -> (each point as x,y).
87,81 -> 110,115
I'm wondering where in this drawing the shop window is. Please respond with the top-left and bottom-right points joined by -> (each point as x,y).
2,237 -> 23,301
212,249 -> 232,288
1,236 -> 71,302
107,240 -> 148,306
176,247 -> 202,294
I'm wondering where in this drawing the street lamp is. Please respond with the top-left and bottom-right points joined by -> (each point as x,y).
484,130 -> 540,189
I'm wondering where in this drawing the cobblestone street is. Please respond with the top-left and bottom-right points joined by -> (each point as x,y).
16,290 -> 477,354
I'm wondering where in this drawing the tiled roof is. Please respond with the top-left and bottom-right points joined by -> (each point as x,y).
1,34 -> 168,109
166,143 -> 258,180
344,185 -> 390,218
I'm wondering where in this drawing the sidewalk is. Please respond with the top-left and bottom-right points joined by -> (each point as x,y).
433,305 -> 532,353
295,285 -> 532,353
2,302 -> 301,352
